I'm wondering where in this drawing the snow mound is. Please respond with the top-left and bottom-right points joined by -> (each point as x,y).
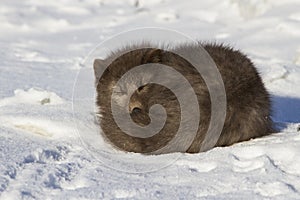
0,88 -> 64,107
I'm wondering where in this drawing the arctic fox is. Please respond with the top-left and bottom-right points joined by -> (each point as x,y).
93,43 -> 274,154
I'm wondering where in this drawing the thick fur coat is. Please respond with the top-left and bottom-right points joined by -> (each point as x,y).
93,43 -> 274,154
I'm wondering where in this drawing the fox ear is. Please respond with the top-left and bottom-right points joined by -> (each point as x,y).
142,48 -> 164,63
93,59 -> 105,80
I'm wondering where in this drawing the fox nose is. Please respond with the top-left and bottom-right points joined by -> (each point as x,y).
131,107 -> 142,114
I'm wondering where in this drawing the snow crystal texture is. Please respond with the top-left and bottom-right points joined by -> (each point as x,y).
0,0 -> 300,199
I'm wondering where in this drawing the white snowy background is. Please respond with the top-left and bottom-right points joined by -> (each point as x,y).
1,0 -> 300,199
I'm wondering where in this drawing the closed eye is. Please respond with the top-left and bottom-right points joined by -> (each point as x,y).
114,91 -> 124,94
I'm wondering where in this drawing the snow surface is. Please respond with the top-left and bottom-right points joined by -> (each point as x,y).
1,0 -> 300,199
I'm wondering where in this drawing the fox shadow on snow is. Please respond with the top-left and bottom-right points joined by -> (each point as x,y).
271,95 -> 300,131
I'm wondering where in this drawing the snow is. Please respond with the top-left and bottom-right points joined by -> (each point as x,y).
0,88 -> 65,107
1,0 -> 300,199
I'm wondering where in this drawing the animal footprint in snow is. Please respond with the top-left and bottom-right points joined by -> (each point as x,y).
232,157 -> 265,172
176,160 -> 217,172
